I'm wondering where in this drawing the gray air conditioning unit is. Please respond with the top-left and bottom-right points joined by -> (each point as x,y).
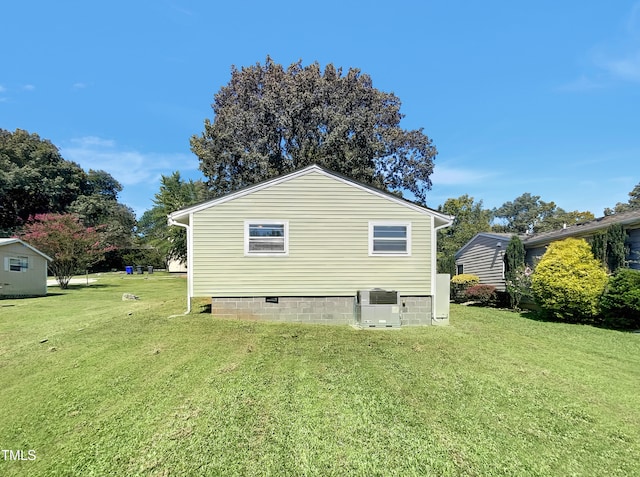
356,289 -> 401,328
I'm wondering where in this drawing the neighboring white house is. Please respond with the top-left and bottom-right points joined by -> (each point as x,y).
0,238 -> 52,297
168,164 -> 454,326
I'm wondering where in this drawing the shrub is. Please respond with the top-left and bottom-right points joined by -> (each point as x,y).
531,238 -> 608,323
505,266 -> 533,310
600,268 -> 640,329
463,284 -> 497,306
451,274 -> 480,303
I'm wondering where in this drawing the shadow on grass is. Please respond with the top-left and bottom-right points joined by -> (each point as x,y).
515,307 -> 639,333
51,284 -> 112,290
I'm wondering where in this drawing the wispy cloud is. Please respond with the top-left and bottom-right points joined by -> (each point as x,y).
73,82 -> 87,90
21,84 -> 35,91
556,75 -> 604,92
595,50 -> 640,81
561,2 -> 640,90
61,136 -> 198,187
431,164 -> 497,186
0,85 -> 6,93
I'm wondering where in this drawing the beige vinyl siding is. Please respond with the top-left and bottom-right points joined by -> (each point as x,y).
455,235 -> 506,291
191,172 -> 432,297
0,242 -> 48,296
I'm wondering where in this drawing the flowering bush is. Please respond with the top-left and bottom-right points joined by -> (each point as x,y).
463,284 -> 497,305
505,266 -> 533,310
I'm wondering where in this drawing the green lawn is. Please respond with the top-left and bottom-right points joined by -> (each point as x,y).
1,273 -> 638,476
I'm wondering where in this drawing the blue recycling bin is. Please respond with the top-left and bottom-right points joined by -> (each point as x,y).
125,266 -> 133,275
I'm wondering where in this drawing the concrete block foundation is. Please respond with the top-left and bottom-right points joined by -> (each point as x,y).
211,295 -> 436,326
211,296 -> 356,325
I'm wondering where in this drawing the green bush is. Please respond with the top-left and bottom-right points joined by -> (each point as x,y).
531,238 -> 608,323
464,284 -> 497,306
451,274 -> 480,302
600,268 -> 640,329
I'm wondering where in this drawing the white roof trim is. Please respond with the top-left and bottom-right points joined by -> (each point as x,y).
0,238 -> 53,261
168,164 -> 454,226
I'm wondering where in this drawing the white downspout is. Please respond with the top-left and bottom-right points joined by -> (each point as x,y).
167,216 -> 192,314
432,215 -> 455,322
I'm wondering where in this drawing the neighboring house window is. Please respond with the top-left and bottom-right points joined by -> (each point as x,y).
457,264 -> 464,275
5,256 -> 28,272
369,222 -> 411,255
245,221 -> 289,255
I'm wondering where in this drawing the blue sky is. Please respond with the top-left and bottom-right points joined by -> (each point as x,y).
2,1 -> 639,218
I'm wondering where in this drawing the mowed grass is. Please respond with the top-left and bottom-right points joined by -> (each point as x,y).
0,273 -> 639,476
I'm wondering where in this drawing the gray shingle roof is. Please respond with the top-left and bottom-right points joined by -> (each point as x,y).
522,208 -> 640,247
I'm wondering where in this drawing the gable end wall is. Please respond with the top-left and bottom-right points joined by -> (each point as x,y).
455,235 -> 506,291
191,171 -> 434,298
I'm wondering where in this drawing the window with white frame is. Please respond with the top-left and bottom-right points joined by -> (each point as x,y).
245,221 -> 289,255
4,256 -> 29,272
369,222 -> 411,255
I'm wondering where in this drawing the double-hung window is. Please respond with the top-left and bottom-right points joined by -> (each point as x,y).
369,222 -> 411,255
5,256 -> 29,272
245,221 -> 289,255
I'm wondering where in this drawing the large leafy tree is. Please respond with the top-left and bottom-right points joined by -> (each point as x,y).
436,195 -> 492,274
0,129 -> 87,234
18,214 -> 114,288
191,57 -> 437,203
138,172 -> 209,263
69,170 -> 136,248
604,182 -> 640,215
493,193 -> 593,234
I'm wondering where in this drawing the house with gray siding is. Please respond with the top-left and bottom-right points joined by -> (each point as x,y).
454,209 -> 640,291
0,238 -> 52,297
522,209 -> 640,269
454,233 -> 515,292
168,164 -> 454,326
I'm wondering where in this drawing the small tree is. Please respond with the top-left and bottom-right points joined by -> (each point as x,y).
591,224 -> 628,273
531,238 -> 608,323
18,213 -> 114,288
504,236 -> 527,309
